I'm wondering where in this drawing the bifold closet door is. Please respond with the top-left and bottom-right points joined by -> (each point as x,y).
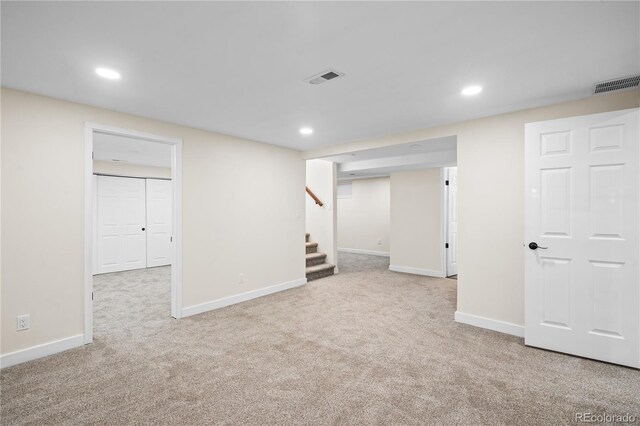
96,176 -> 147,274
146,179 -> 173,267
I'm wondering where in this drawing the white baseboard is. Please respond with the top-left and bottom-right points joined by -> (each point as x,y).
338,248 -> 390,257
0,334 -> 85,369
455,311 -> 524,337
182,277 -> 307,318
389,264 -> 445,278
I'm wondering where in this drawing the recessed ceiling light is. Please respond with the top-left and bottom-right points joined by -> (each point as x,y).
96,67 -> 121,80
461,85 -> 482,96
299,127 -> 313,135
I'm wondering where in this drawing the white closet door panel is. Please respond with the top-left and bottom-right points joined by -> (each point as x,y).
146,179 -> 172,268
96,176 -> 146,274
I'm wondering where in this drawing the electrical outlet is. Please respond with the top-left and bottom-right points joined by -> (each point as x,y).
377,239 -> 382,245
238,273 -> 244,284
17,315 -> 30,331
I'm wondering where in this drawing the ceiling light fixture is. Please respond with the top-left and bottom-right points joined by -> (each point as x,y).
96,67 -> 121,80
461,85 -> 482,96
300,127 -> 313,135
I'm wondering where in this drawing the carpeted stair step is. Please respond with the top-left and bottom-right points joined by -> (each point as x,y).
305,263 -> 335,281
306,252 -> 327,267
305,242 -> 318,254
305,232 -> 310,242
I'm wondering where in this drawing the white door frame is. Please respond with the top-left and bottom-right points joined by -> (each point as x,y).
84,123 -> 183,345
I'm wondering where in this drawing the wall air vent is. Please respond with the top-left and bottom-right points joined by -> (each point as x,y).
593,75 -> 640,94
306,69 -> 345,85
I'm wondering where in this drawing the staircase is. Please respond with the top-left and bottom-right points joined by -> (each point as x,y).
305,232 -> 335,281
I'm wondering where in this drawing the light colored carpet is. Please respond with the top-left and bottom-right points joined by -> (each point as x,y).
1,253 -> 639,425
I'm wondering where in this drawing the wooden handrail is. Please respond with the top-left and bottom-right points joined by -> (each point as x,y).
306,186 -> 323,206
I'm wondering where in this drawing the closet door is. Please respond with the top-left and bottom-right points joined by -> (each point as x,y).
146,179 -> 172,267
524,109 -> 639,368
446,167 -> 458,276
96,176 -> 147,274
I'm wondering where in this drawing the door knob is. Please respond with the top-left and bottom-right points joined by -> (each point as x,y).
528,242 -> 547,250
142,228 -> 146,231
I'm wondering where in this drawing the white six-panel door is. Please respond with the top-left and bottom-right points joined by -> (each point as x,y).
446,167 -> 458,277
96,176 -> 147,274
146,179 -> 172,268
524,108 -> 639,368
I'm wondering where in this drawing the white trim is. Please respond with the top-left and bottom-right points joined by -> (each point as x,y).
338,247 -> 390,257
331,162 -> 339,271
454,311 -> 524,338
85,123 -> 184,346
92,175 -> 98,275
389,264 -> 445,278
0,334 -> 85,369
84,126 -> 94,343
171,140 -> 183,319
182,278 -> 307,318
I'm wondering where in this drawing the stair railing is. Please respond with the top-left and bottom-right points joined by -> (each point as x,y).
305,186 -> 323,206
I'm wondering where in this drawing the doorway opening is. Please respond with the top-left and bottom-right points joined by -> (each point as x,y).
304,158 -> 391,279
304,159 -> 338,281
335,177 -> 391,274
84,123 -> 183,344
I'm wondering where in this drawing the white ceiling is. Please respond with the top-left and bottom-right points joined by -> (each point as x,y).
2,2 -> 638,152
327,136 -> 456,180
93,132 -> 172,168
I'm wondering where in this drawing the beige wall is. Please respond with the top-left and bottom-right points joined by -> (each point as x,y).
337,177 -> 390,254
305,160 -> 337,267
1,88 -> 305,356
305,90 -> 640,327
390,169 -> 442,274
93,160 -> 171,179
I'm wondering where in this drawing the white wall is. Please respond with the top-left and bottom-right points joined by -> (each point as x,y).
93,160 -> 171,179
1,88 -> 305,357
389,169 -> 443,275
305,160 -> 337,267
337,177 -> 390,255
305,89 -> 640,328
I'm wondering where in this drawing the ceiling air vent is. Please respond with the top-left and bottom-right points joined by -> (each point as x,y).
306,69 -> 345,85
593,75 -> 640,94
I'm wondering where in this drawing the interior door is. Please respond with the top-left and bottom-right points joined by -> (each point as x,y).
96,176 -> 147,274
524,108 -> 639,368
146,179 -> 172,267
446,167 -> 458,276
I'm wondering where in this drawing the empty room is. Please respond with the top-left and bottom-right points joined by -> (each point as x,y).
1,2 -> 639,425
